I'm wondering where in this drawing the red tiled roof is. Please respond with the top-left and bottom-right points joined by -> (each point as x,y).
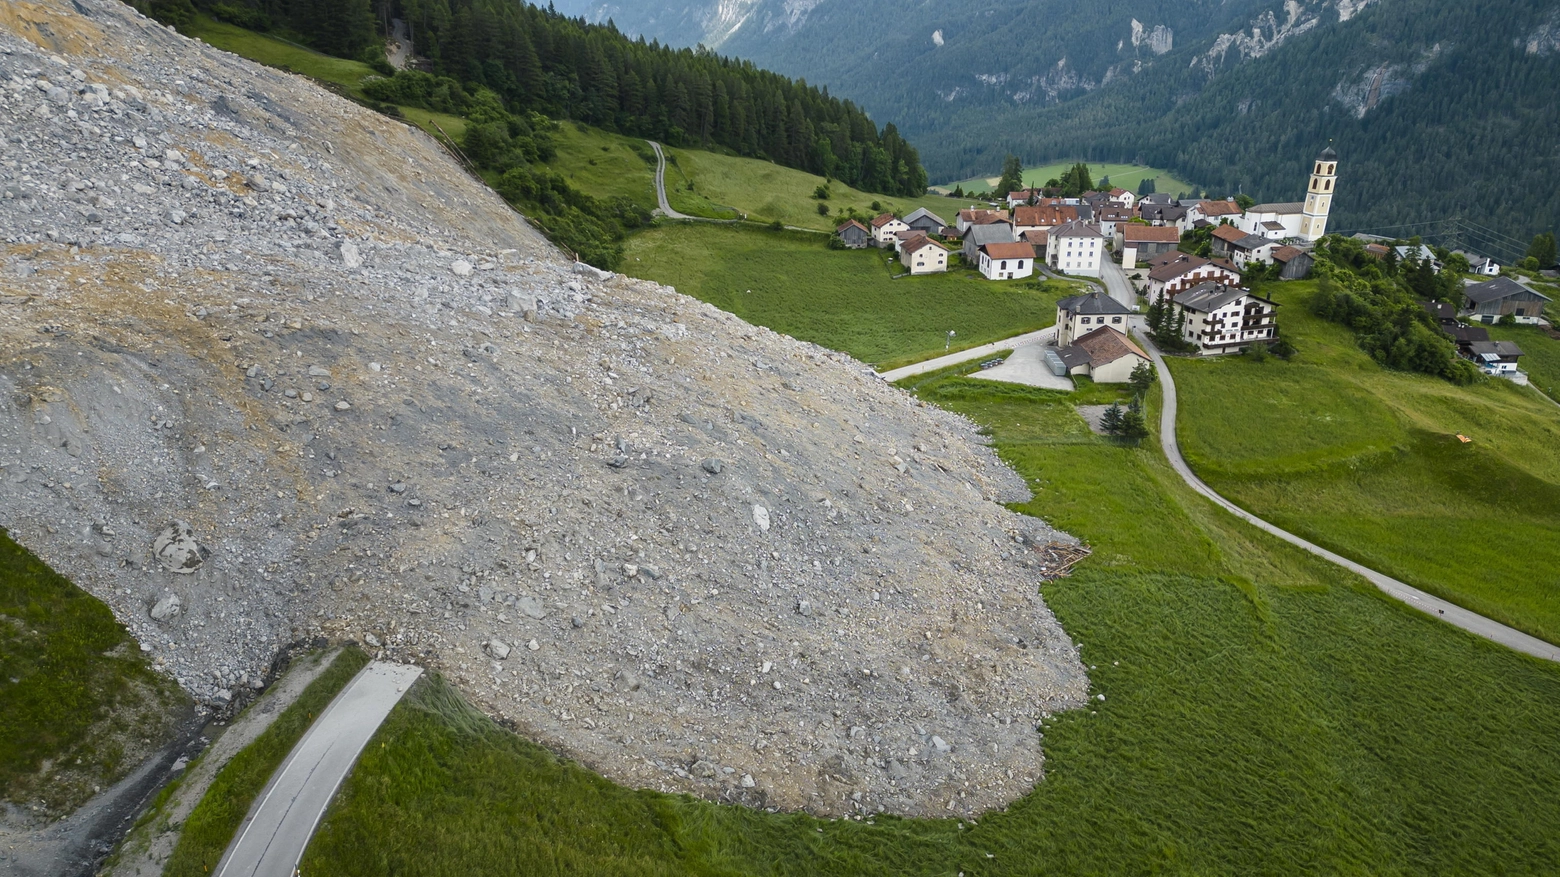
1121,224 -> 1181,243
1199,200 -> 1242,217
870,213 -> 899,229
1071,325 -> 1149,366
1013,205 -> 1078,227
981,242 -> 1036,260
1022,230 -> 1049,246
836,219 -> 868,234
1211,224 -> 1249,243
902,235 -> 945,254
1272,245 -> 1305,262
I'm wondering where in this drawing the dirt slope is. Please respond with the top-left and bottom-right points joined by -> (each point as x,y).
0,0 -> 1087,818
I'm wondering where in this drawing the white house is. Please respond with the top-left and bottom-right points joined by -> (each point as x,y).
1170,282 -> 1279,354
1473,256 -> 1501,276
1048,220 -> 1104,277
978,241 -> 1035,280
1096,208 -> 1133,240
900,235 -> 949,275
1005,189 -> 1042,208
1145,253 -> 1242,300
1235,147 -> 1339,242
1055,291 -> 1133,346
870,213 -> 909,246
1107,188 -> 1136,210
1046,325 -> 1151,383
1012,204 -> 1078,236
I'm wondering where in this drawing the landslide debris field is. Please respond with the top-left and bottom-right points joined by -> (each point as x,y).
0,0 -> 1087,818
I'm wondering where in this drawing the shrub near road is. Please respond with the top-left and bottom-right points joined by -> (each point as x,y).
298,369 -> 1560,875
625,223 -> 1073,368
1171,281 -> 1560,643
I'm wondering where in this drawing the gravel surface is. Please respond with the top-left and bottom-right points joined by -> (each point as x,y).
0,0 -> 1088,819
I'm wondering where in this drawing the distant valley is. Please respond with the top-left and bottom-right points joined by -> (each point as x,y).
557,0 -> 1560,243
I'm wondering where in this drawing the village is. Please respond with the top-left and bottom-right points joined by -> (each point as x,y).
837,148 -> 1551,387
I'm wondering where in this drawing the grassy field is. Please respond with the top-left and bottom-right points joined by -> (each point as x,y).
664,145 -> 982,231
544,122 -> 660,212
299,366 -> 1560,875
0,527 -> 188,814
162,647 -> 369,877
183,16 -> 378,96
622,223 -> 1073,368
1169,281 -> 1560,643
940,161 -> 1198,200
1487,323 -> 1560,402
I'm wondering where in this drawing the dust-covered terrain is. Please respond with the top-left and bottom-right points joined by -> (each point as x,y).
0,0 -> 1087,819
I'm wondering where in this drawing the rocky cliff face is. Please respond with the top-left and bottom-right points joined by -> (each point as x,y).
0,0 -> 1087,819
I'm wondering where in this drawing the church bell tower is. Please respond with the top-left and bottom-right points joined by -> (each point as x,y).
1300,145 -> 1337,242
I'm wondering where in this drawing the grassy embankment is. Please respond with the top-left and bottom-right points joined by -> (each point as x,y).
1170,281 -> 1560,643
624,223 -> 1074,369
662,146 -> 980,231
941,161 -> 1197,200
1487,322 -> 1560,403
299,360 -> 1560,874
0,527 -> 188,814
160,648 -> 370,877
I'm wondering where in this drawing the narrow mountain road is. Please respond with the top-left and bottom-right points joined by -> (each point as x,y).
1135,331 -> 1560,664
1098,254 -> 1138,311
647,141 -> 694,220
216,661 -> 425,877
877,327 -> 1057,382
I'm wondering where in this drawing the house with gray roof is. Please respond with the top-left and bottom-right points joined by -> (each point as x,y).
903,207 -> 949,235
961,221 -> 1017,264
1462,277 -> 1552,324
1170,282 -> 1279,355
1056,291 -> 1133,345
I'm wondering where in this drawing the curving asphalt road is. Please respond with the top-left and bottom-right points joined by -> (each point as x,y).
216,661 -> 425,877
1135,330 -> 1560,664
647,141 -> 694,220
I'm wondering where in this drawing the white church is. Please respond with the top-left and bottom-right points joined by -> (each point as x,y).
1235,146 -> 1338,243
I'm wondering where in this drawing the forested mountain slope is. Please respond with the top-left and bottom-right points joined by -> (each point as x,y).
559,0 -> 1560,240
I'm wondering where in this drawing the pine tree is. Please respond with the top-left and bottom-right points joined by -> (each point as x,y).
1100,403 -> 1125,436
995,154 -> 1025,198
1122,399 -> 1149,443
1527,232 -> 1558,268
1129,361 -> 1156,395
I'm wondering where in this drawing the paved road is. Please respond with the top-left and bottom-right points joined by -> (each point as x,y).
877,326 -> 1056,382
1135,330 -> 1560,664
216,661 -> 425,877
1097,255 -> 1138,311
387,19 -> 411,70
971,337 -> 1074,390
646,141 -> 694,220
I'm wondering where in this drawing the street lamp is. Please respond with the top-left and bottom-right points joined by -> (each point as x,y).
946,330 -> 957,350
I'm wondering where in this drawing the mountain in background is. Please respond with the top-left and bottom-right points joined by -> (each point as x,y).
556,0 -> 1560,245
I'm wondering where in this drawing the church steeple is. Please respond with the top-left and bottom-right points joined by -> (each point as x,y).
1301,144 -> 1337,242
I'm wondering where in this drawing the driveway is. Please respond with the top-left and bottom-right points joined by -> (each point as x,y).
216,661 -> 425,877
1135,330 -> 1560,664
970,341 -> 1075,390
1098,255 -> 1138,312
877,326 -> 1056,382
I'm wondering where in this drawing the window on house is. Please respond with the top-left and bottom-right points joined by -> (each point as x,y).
1082,317 -> 1091,325
1112,316 -> 1122,324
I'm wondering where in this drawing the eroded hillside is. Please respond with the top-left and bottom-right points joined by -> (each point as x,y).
0,0 -> 1086,818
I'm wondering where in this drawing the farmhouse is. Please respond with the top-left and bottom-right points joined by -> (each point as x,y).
962,222 -> 1019,264
1046,326 -> 1152,383
978,241 -> 1035,280
1212,226 -> 1279,269
1466,340 -> 1525,375
1171,282 -> 1279,354
1118,224 -> 1181,269
1271,246 -> 1314,279
870,213 -> 910,246
900,235 -> 949,275
903,208 -> 949,235
1013,204 -> 1078,236
835,219 -> 871,249
957,208 -> 1011,232
1055,291 -> 1133,346
1048,220 -> 1104,277
1462,277 -> 1552,324
1145,253 -> 1242,299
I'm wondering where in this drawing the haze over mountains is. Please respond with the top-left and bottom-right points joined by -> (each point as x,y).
559,0 -> 1560,243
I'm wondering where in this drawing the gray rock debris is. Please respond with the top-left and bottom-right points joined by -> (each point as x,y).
0,0 -> 1086,822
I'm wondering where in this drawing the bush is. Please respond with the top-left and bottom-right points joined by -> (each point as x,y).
816,202 -> 830,216
208,2 -> 271,29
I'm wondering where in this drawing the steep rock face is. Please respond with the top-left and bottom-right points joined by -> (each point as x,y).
0,0 -> 1087,818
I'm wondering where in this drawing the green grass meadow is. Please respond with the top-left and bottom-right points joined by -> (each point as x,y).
0,527 -> 187,813
940,161 -> 1197,200
623,223 -> 1072,368
1169,281 -> 1560,643
184,16 -> 379,95
299,367 -> 1560,875
1487,322 -> 1560,403
162,647 -> 369,877
664,145 -> 981,231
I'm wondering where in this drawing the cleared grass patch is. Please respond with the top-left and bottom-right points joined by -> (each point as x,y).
664,146 -> 977,231
162,647 -> 369,877
183,16 -> 378,96
300,374 -> 1560,874
544,123 -> 659,212
940,161 -> 1197,200
0,528 -> 188,814
1171,281 -> 1560,643
623,223 -> 1071,367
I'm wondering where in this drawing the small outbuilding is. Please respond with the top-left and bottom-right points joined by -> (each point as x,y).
835,219 -> 871,249
1462,277 -> 1552,324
